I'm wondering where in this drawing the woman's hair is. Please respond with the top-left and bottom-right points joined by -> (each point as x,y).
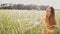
45,7 -> 56,30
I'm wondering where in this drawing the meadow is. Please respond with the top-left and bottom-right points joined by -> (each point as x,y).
0,10 -> 60,34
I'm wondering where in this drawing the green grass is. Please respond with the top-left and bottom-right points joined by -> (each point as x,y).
0,10 -> 60,34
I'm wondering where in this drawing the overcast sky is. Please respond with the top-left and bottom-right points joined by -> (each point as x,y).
0,0 -> 60,9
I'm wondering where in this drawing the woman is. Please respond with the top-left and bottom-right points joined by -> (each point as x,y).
45,7 -> 57,30
41,7 -> 57,34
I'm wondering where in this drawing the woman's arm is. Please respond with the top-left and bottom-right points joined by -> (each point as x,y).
21,17 -> 45,32
33,16 -> 46,29
40,16 -> 45,24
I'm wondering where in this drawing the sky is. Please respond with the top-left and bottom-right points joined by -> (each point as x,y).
0,0 -> 60,9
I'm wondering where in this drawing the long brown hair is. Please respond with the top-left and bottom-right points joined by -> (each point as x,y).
45,7 -> 56,30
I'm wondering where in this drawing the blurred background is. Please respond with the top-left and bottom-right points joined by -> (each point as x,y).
0,0 -> 60,34
0,0 -> 60,10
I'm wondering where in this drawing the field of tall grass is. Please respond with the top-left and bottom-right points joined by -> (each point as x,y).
0,10 -> 60,34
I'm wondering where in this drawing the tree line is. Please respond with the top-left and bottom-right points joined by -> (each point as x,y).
0,3 -> 49,10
